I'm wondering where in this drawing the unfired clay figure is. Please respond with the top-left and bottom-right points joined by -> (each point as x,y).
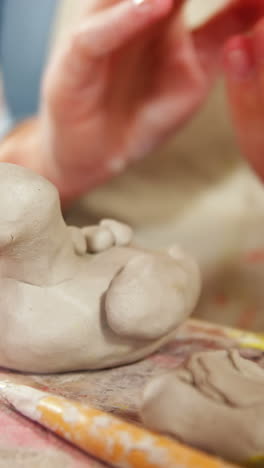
0,163 -> 201,373
141,349 -> 264,464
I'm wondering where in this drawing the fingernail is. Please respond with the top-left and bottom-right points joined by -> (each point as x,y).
132,0 -> 150,10
253,20 -> 264,64
132,0 -> 170,14
223,36 -> 254,80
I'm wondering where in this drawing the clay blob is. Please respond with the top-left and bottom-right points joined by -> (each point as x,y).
0,163 -> 201,373
141,349 -> 264,464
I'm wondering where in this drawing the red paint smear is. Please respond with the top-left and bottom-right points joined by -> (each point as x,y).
214,293 -> 229,306
150,354 -> 185,368
245,249 -> 264,263
0,408 -> 96,467
0,412 -> 52,449
236,307 -> 258,330
187,325 -> 227,338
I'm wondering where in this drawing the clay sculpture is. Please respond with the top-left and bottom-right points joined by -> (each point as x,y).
0,163 -> 201,373
141,349 -> 264,464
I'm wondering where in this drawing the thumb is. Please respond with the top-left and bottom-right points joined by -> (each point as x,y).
193,0 -> 264,75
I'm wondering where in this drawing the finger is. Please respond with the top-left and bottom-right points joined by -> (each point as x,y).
193,0 -> 264,74
136,18 -> 207,142
44,0 -> 176,108
223,34 -> 264,178
85,0 -> 185,18
143,0 -> 264,138
70,0 -> 176,59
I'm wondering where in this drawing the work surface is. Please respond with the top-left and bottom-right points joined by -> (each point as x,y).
0,319 -> 261,467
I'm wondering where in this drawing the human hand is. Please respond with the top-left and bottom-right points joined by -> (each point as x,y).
224,10 -> 264,180
39,0 -> 261,202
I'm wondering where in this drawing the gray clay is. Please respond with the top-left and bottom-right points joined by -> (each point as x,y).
141,349 -> 264,463
0,163 -> 201,373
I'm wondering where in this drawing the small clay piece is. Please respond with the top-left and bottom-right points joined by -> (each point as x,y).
141,349 -> 264,464
0,163 -> 201,373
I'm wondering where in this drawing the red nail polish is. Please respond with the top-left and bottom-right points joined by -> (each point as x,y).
223,36 -> 254,80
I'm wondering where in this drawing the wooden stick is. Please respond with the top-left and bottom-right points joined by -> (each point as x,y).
0,382 -> 237,468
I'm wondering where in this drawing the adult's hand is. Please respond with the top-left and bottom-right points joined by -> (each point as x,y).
3,0 -> 261,203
